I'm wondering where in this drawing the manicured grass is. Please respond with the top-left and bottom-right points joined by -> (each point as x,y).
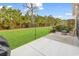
0,27 -> 51,49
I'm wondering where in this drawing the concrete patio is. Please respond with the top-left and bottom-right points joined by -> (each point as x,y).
11,32 -> 79,56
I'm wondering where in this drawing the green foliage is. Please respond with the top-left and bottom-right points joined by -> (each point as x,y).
55,25 -> 70,33
0,6 -> 74,30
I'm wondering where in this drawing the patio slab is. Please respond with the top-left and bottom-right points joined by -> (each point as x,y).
46,32 -> 79,47
11,44 -> 43,56
11,33 -> 79,56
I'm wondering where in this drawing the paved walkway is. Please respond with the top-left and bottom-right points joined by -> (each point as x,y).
11,32 -> 79,56
46,32 -> 79,47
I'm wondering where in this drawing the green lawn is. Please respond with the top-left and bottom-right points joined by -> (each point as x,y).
0,27 -> 51,49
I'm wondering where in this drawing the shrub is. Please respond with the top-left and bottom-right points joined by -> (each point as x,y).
55,25 -> 70,33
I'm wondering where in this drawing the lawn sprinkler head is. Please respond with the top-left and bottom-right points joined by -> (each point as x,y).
0,36 -> 11,56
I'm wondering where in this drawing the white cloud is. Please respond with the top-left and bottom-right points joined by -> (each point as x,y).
35,3 -> 43,7
0,6 -> 3,9
7,5 -> 12,8
58,16 -> 62,18
24,8 -> 27,12
53,15 -> 63,19
22,3 -> 43,15
33,3 -> 44,10
0,5 -> 12,9
36,3 -> 44,10
65,12 -> 72,16
39,7 -> 44,10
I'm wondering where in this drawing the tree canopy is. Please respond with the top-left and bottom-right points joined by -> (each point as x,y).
0,6 -> 74,30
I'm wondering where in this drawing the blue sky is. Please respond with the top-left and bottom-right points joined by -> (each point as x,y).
0,3 -> 72,19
